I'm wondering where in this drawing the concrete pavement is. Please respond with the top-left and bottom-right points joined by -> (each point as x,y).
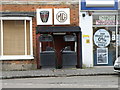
2,75 -> 118,88
1,66 -> 118,79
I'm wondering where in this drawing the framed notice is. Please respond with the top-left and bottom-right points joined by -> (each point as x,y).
36,9 -> 53,25
97,48 -> 108,64
54,8 -> 70,25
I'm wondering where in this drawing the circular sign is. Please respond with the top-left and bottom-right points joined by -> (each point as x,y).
56,11 -> 67,23
94,29 -> 111,48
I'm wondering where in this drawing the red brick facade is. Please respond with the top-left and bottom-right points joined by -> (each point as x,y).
1,1 -> 79,70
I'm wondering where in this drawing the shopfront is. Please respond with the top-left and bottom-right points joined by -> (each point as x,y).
93,13 -> 117,66
0,1 -> 81,70
36,8 -> 82,69
80,0 -> 118,67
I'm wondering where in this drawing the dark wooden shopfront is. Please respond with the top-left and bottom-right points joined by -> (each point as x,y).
36,26 -> 82,69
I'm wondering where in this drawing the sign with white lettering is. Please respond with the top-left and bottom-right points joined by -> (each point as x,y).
99,16 -> 115,20
96,20 -> 115,25
94,29 -> 111,48
97,48 -> 108,64
96,16 -> 115,25
36,9 -> 53,25
54,8 -> 70,25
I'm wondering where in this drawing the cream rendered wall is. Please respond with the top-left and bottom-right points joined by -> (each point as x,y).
80,12 -> 93,67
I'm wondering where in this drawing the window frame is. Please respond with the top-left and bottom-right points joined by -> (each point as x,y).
0,17 -> 34,60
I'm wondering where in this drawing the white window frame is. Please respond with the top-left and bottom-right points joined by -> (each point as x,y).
0,17 -> 34,60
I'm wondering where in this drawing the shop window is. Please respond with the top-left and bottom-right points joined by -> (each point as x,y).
93,14 -> 117,65
0,17 -> 33,60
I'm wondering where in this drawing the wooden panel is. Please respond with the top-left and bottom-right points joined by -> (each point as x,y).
26,20 -> 30,55
3,20 -> 25,55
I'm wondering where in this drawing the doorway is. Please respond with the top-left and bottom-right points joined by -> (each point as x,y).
93,14 -> 117,66
93,27 -> 116,66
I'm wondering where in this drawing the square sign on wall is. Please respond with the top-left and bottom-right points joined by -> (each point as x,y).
36,9 -> 53,25
54,8 -> 70,25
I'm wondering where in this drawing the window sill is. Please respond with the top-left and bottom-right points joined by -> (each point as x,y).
0,55 -> 34,60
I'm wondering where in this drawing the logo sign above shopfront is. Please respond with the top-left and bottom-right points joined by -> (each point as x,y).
56,11 -> 67,23
54,8 -> 70,25
81,0 -> 118,10
40,11 -> 49,23
36,8 -> 70,25
96,16 -> 115,25
36,9 -> 52,25
94,29 -> 111,48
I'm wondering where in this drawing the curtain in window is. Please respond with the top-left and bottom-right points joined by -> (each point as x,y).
26,20 -> 30,55
3,20 -> 25,55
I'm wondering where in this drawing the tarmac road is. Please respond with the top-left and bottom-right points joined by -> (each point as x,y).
2,75 -> 119,88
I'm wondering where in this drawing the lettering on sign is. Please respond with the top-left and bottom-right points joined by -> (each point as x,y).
94,29 -> 111,48
56,11 -> 67,23
54,8 -> 70,25
95,16 -> 116,25
99,16 -> 115,20
96,20 -> 115,25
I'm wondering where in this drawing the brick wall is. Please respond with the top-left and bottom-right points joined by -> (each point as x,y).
1,2 -> 79,70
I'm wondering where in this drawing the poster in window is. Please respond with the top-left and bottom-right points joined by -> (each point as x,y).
36,9 -> 53,25
94,29 -> 111,48
97,48 -> 108,64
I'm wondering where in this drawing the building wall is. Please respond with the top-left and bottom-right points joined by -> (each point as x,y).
80,12 -> 93,67
0,0 -> 80,70
80,0 -> 118,67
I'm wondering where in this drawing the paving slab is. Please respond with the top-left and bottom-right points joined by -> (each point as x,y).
1,66 -> 118,79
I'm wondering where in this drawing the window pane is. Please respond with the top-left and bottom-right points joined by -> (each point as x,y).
3,20 -> 25,55
26,20 -> 30,55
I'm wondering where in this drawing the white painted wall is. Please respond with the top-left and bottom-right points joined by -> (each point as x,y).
80,12 -> 93,67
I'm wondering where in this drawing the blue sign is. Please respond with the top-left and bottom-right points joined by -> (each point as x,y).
81,0 -> 118,10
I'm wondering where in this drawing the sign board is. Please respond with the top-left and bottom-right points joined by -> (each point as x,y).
81,0 -> 118,10
96,16 -> 115,25
36,9 -> 53,25
54,8 -> 70,25
96,20 -> 115,25
97,48 -> 108,64
86,0 -> 115,7
94,29 -> 111,48
98,16 -> 115,20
